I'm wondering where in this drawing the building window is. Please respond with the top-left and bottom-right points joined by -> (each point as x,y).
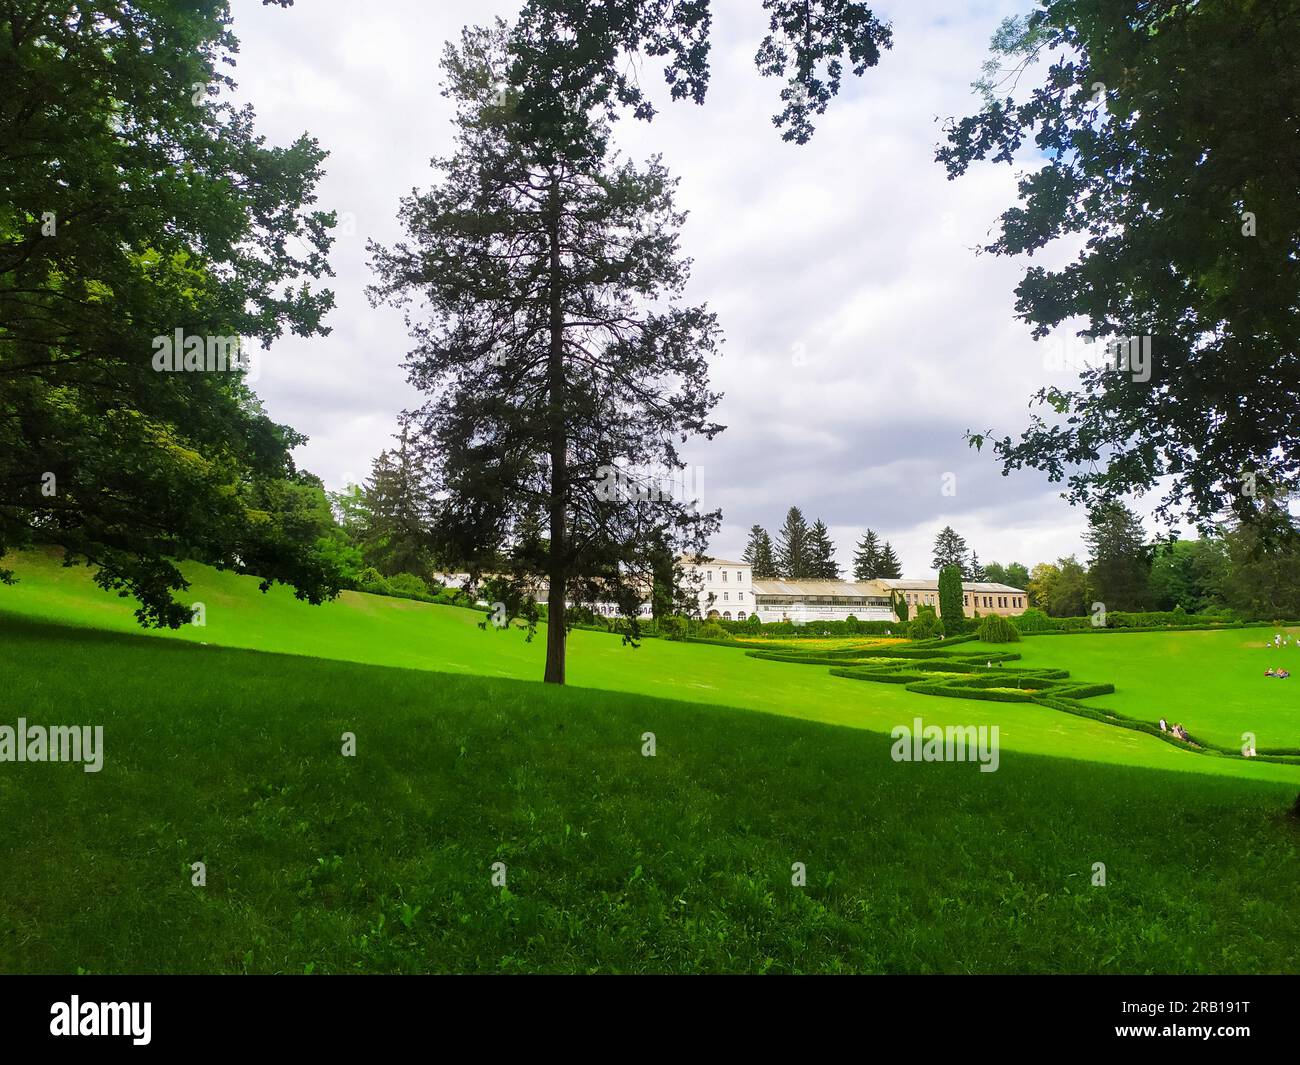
723,592 -> 729,601
738,611 -> 746,621
723,611 -> 732,620
722,571 -> 728,582
707,570 -> 713,582
738,592 -> 743,601
963,594 -> 969,606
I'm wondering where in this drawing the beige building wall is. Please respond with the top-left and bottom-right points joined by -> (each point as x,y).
885,580 -> 1028,619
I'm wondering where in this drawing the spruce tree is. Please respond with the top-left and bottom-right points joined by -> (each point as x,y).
1085,502 -> 1153,611
968,551 -> 987,582
742,524 -> 778,579
360,432 -> 434,577
932,525 -> 969,575
808,519 -> 839,578
877,541 -> 903,580
853,529 -> 882,580
776,506 -> 811,578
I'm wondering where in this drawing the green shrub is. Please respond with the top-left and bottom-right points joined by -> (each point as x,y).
1013,608 -> 1052,632
977,613 -> 1021,643
385,572 -> 431,598
696,621 -> 732,641
909,610 -> 943,641
660,615 -> 689,641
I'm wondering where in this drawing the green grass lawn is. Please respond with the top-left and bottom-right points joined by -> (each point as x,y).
4,549 -> 1298,782
3,614 -> 1300,974
964,628 -> 1300,751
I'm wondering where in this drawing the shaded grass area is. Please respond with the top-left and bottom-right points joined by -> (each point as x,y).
2,616 -> 1300,974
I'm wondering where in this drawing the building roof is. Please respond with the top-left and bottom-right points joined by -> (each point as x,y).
680,555 -> 749,568
879,578 -> 1026,594
752,578 -> 888,597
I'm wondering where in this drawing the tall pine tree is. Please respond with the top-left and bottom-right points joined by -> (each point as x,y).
776,506 -> 811,578
369,23 -> 723,684
932,526 -> 969,575
1085,502 -> 1152,611
742,524 -> 778,578
808,519 -> 839,578
360,432 -> 434,577
877,541 -> 903,579
853,529 -> 882,580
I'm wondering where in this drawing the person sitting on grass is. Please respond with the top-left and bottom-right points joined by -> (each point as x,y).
1280,669 -> 1292,679
1159,718 -> 1168,732
1266,668 -> 1278,677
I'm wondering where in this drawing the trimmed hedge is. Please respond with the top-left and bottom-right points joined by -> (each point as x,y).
774,639 -> 1300,765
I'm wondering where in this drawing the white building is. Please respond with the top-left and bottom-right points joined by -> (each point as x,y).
687,557 -> 755,620
682,557 -> 1027,624
438,556 -> 1026,625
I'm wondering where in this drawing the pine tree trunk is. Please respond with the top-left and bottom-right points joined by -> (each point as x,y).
544,170 -> 567,686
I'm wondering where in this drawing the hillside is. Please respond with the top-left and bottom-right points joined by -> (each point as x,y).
3,549 -> 1298,783
2,614 -> 1299,974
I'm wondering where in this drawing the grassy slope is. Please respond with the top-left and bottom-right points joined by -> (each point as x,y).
3,616 -> 1299,974
965,628 -> 1300,751
3,549 -> 1298,783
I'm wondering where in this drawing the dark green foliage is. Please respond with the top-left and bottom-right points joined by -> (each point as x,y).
876,541 -> 903,579
1015,608 -> 1053,633
742,524 -> 779,578
977,613 -> 1021,643
368,23 -> 722,684
853,528 -> 882,580
938,564 -> 965,634
909,608 -> 943,641
775,506 -> 811,578
1085,502 -> 1152,612
807,519 -> 839,578
943,1 -> 1300,526
354,434 -> 435,578
1217,521 -> 1300,621
507,0 -> 893,152
1,0 -> 343,625
931,526 -> 968,575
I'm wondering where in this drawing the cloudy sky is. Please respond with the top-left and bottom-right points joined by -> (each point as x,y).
227,0 -> 1107,577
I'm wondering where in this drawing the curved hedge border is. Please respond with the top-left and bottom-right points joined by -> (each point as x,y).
1018,620 -> 1300,638
782,643 -> 1300,765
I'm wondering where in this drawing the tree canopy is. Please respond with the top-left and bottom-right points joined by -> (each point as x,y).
368,22 -> 723,684
1,0 -> 343,626
506,0 -> 893,156
943,1 -> 1300,530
